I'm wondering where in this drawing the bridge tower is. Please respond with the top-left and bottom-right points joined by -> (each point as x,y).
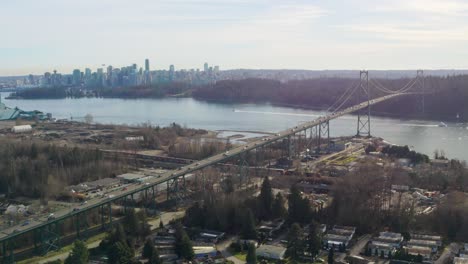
357,70 -> 371,137
416,69 -> 425,114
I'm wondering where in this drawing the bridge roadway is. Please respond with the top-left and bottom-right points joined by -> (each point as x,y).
0,93 -> 404,244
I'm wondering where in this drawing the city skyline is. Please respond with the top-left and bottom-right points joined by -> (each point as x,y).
2,0 -> 468,76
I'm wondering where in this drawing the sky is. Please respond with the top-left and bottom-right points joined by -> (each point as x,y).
1,0 -> 468,76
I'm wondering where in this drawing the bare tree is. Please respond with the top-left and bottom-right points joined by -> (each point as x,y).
84,113 -> 94,125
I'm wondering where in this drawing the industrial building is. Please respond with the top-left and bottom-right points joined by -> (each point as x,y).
256,244 -> 287,260
403,233 -> 442,260
0,101 -> 50,121
322,225 -> 356,249
368,232 -> 403,258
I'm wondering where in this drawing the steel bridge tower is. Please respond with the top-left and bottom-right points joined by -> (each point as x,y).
416,69 -> 425,114
357,70 -> 371,137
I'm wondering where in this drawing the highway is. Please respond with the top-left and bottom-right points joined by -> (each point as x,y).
0,93 -> 405,244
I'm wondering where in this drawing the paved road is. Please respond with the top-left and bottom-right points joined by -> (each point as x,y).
349,234 -> 372,256
148,210 -> 185,231
37,240 -> 101,264
217,236 -> 245,264
435,243 -> 460,264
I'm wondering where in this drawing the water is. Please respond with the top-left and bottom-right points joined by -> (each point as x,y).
2,94 -> 467,161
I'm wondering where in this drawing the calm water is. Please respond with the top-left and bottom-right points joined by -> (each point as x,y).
2,94 -> 467,161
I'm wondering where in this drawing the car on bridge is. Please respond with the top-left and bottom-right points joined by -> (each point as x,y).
48,214 -> 56,221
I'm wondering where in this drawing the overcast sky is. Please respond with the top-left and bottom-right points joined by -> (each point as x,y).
1,0 -> 468,76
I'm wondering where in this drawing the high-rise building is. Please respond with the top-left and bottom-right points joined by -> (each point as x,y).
28,74 -> 35,85
145,59 -> 150,72
107,66 -> 113,86
204,62 -> 209,72
72,69 -> 81,86
169,65 -> 175,81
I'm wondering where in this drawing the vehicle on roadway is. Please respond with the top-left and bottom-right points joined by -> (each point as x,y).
48,213 -> 56,221
21,220 -> 30,226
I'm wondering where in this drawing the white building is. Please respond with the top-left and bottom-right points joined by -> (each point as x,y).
256,245 -> 286,260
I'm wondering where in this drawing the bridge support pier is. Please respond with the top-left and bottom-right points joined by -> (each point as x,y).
76,211 -> 89,239
287,135 -> 295,159
100,203 -> 114,231
317,121 -> 330,153
1,239 -> 14,264
238,152 -> 249,186
254,146 -> 265,177
307,126 -> 318,152
167,175 -> 187,207
100,205 -> 105,230
108,203 -> 113,228
357,70 -> 371,137
37,222 -> 60,256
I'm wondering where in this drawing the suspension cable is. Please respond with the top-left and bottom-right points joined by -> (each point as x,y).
371,77 -> 417,94
332,83 -> 360,113
326,79 -> 359,112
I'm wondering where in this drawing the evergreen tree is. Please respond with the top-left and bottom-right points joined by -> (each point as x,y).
174,222 -> 195,260
149,247 -> 162,264
272,193 -> 287,219
416,254 -> 423,263
340,243 -> 346,253
142,239 -> 154,259
328,247 -> 334,264
286,223 -> 304,260
124,209 -> 140,237
114,224 -> 127,245
246,243 -> 257,264
241,209 -> 257,239
306,223 -> 321,258
159,220 -> 164,229
380,250 -> 385,258
108,241 -> 134,264
288,185 -> 311,224
64,240 -> 89,264
184,202 -> 205,228
258,176 -> 273,219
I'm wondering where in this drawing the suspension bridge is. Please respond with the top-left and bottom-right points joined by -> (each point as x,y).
0,70 -> 426,263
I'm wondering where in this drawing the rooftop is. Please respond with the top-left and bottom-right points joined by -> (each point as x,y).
256,244 -> 286,260
407,239 -> 438,247
454,257 -> 468,264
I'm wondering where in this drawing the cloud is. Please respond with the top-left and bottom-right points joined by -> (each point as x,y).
338,23 -> 468,43
376,0 -> 468,16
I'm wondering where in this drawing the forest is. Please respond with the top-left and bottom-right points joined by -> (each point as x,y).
193,75 -> 468,121
0,139 -> 128,199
